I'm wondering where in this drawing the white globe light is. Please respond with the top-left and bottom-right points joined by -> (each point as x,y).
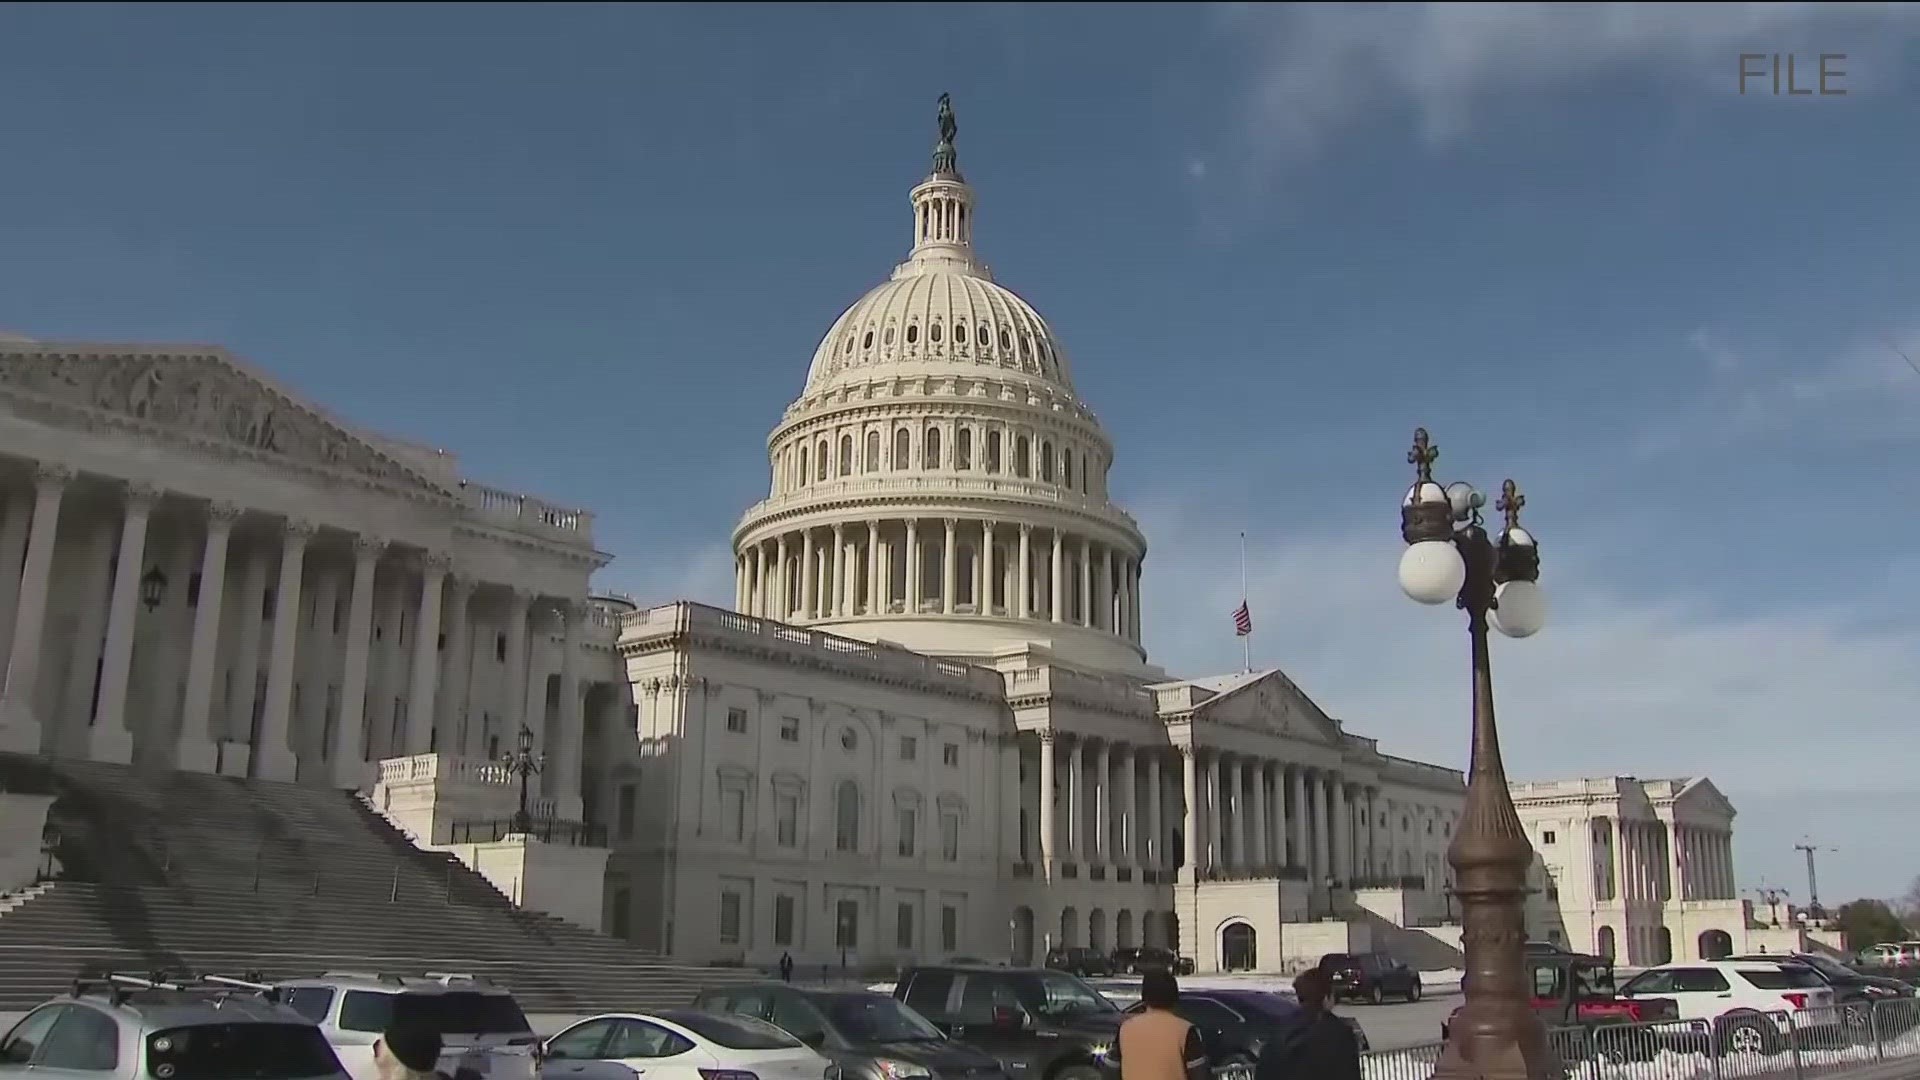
1399,541 -> 1465,605
1491,579 -> 1546,638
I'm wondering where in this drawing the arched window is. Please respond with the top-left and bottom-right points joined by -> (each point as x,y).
907,323 -> 919,345
865,431 -> 880,472
893,428 -> 911,469
1015,436 -> 1031,478
839,435 -> 853,477
1040,441 -> 1054,482
930,322 -> 943,343
986,431 -> 1002,473
1063,449 -> 1073,490
978,324 -> 990,347
862,330 -> 873,350
957,428 -> 973,470
799,444 -> 810,486
884,326 -> 896,346
816,440 -> 828,482
925,428 -> 942,470
835,781 -> 861,852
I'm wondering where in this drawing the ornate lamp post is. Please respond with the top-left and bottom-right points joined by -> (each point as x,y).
140,565 -> 168,612
501,725 -> 544,835
1397,428 -> 1553,1080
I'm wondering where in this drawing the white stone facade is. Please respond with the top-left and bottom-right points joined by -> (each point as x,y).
1512,775 -> 1749,965
0,344 -> 625,817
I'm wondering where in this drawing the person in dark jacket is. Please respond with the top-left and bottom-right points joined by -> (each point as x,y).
1254,969 -> 1361,1080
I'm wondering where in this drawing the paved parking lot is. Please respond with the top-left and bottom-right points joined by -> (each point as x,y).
1338,989 -> 1456,1052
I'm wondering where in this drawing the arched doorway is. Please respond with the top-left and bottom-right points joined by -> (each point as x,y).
1698,929 -> 1733,960
1088,909 -> 1108,953
1116,909 -> 1135,949
1655,927 -> 1674,964
1059,907 -> 1079,949
1596,925 -> 1616,960
1011,907 -> 1035,966
1221,922 -> 1257,972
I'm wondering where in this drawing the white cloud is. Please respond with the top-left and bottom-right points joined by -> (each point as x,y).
1218,2 -> 1918,181
1135,505 -> 1920,900
596,539 -> 736,609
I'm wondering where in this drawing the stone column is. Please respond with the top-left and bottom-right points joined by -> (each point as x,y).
1092,740 -> 1111,865
1250,761 -> 1269,869
1609,819 -> 1630,902
1180,746 -> 1201,875
1079,539 -> 1094,627
221,546 -> 273,769
90,482 -> 163,762
1273,765 -> 1291,868
1332,780 -> 1352,883
398,553 -> 445,753
751,544 -> 767,617
501,588 -> 533,742
0,490 -> 32,672
0,464 -> 72,752
859,523 -> 875,614
522,602 -> 553,765
1230,758 -> 1249,869
437,575 -> 474,752
1206,752 -> 1224,871
801,528 -> 817,618
177,502 -> 242,773
1017,525 -> 1032,619
1118,743 -> 1137,868
941,520 -> 957,616
903,521 -> 919,613
1064,736 -> 1084,863
1050,531 -> 1065,622
1038,732 -> 1057,875
298,563 -> 343,769
549,600 -> 586,820
1314,772 -> 1332,882
1146,750 -> 1164,871
331,538 -> 384,781
255,519 -> 316,780
982,521 -> 998,615
1095,547 -> 1112,632
1291,768 -> 1310,876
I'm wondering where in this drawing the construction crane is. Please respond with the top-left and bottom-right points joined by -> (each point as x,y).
1795,840 -> 1837,916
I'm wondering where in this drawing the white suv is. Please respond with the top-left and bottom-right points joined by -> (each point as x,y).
1618,960 -> 1837,1052
245,972 -> 541,1080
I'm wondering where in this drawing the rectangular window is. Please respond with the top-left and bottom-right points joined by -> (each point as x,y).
898,807 -> 917,858
942,906 -> 959,952
723,789 -> 747,842
780,717 -> 800,742
774,895 -> 796,947
719,892 -> 742,944
726,708 -> 749,734
900,736 -> 917,761
943,743 -> 959,767
942,812 -> 961,862
835,900 -> 859,949
776,793 -> 799,848
897,902 -> 915,951
1542,829 -> 1557,845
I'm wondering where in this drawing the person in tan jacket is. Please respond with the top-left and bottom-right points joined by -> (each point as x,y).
1118,970 -> 1210,1080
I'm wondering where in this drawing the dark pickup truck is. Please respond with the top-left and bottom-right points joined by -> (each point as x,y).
1444,951 -> 1679,1060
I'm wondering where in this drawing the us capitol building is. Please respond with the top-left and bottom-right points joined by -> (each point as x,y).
0,101 -> 1465,974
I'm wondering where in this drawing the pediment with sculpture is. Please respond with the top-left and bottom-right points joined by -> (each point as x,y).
1197,671 -> 1344,746
0,347 -> 447,499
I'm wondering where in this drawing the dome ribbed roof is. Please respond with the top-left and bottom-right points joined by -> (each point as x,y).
801,270 -> 1077,395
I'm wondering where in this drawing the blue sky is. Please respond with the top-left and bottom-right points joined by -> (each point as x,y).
3,3 -> 1918,904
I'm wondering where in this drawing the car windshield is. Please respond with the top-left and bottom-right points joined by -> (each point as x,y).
338,990 -> 532,1035
823,996 -> 945,1043
656,1010 -> 803,1050
1009,972 -> 1119,1018
1574,966 -> 1616,997
146,1023 -> 342,1079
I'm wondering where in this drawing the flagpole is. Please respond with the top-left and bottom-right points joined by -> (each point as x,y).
1240,531 -> 1251,674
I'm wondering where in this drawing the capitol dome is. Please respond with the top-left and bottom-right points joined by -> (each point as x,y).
733,95 -> 1150,674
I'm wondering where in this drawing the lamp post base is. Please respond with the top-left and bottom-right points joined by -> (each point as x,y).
1430,1003 -> 1559,1080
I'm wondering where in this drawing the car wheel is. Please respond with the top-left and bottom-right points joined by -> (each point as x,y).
1216,1052 -> 1254,1080
1717,1015 -> 1777,1056
1369,985 -> 1384,1005
1406,980 -> 1422,1003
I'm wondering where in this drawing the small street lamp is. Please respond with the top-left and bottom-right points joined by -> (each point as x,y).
1397,428 -> 1553,1080
140,565 -> 168,612
500,725 -> 544,835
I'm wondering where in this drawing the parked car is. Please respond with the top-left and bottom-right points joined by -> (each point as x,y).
1045,947 -> 1114,979
1445,949 -> 1679,1059
0,971 -> 347,1080
691,983 -> 1008,1080
1118,987 -> 1370,1074
1108,947 -> 1195,977
538,1010 -> 833,1080
1317,952 -> 1422,1005
1618,960 -> 1836,1054
893,965 -> 1121,1080
1726,953 -> 1914,1024
264,971 -> 540,1080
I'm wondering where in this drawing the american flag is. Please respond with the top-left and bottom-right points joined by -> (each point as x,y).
1232,601 -> 1253,637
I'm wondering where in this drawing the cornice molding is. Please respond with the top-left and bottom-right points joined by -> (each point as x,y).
620,624 -> 1004,705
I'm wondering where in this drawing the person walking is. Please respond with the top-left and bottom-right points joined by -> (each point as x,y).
1117,970 -> 1210,1080
779,951 -> 795,983
1254,969 -> 1361,1080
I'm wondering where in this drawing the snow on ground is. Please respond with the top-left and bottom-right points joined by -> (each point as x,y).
866,969 -> 1468,1001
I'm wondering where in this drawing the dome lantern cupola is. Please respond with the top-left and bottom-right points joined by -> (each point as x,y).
732,94 -> 1152,675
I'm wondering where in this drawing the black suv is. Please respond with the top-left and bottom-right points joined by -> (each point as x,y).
1108,947 -> 1195,977
693,983 -> 1006,1080
1044,947 -> 1113,978
894,965 -> 1121,1080
1318,952 -> 1422,1005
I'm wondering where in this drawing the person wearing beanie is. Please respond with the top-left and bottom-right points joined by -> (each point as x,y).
376,1022 -> 446,1080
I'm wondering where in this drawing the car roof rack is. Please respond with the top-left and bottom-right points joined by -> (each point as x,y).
70,971 -> 187,1008
321,971 -> 411,985
422,972 -> 493,986
197,973 -> 284,1003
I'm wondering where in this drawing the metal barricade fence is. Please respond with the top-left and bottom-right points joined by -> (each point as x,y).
1357,997 -> 1920,1080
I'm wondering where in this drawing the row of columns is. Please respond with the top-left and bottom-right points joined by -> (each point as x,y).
1604,819 -> 1735,903
0,462 -> 590,814
737,518 -> 1143,644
